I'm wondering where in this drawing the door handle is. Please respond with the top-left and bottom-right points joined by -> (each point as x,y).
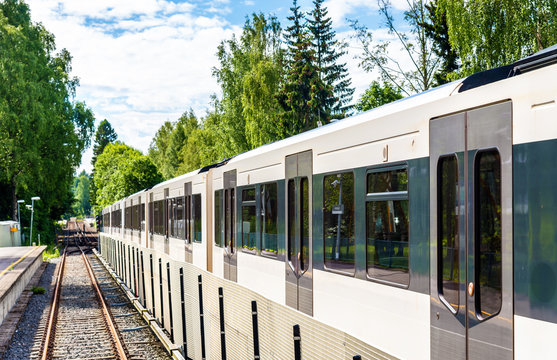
468,282 -> 474,297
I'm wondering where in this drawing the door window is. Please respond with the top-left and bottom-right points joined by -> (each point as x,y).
474,150 -> 502,319
438,155 -> 460,312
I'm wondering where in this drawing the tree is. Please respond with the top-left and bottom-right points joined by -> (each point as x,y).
422,0 -> 459,85
213,13 -> 286,153
355,81 -> 403,112
309,0 -> 354,118
0,0 -> 94,225
351,0 -> 439,96
148,110 -> 200,179
90,119 -> 117,208
72,171 -> 91,217
148,120 -> 173,179
92,119 -> 117,166
280,0 -> 326,135
440,0 -> 557,78
240,13 -> 286,148
94,142 -> 163,209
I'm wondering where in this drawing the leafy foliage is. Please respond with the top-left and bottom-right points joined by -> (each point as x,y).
422,0 -> 459,85
440,0 -> 557,77
213,13 -> 286,153
94,143 -> 163,209
0,0 -> 94,242
355,81 -> 403,112
72,171 -> 91,217
351,0 -> 439,95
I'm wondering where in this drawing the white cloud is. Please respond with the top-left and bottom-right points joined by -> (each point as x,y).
324,0 -> 410,28
25,0 -> 239,174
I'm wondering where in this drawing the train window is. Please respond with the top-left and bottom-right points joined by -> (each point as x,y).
176,197 -> 184,239
474,150 -> 502,319
301,177 -> 310,272
323,172 -> 355,274
149,202 -> 154,234
366,166 -> 409,286
141,203 -> 145,232
169,197 -> 184,239
192,194 -> 202,243
438,155 -> 459,312
125,206 -> 131,229
242,188 -> 257,252
185,194 -> 191,243
214,190 -> 223,247
261,183 -> 278,256
153,200 -> 165,236
287,179 -> 296,263
224,189 -> 235,252
168,198 -> 175,237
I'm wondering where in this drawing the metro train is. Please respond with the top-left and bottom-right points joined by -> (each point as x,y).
100,45 -> 557,359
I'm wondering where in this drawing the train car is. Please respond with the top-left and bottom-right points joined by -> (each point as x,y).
99,46 -> 557,359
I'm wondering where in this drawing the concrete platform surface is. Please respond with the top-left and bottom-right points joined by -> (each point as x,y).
0,246 -> 46,327
0,247 -> 42,278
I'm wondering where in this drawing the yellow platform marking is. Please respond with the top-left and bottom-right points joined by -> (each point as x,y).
0,246 -> 38,276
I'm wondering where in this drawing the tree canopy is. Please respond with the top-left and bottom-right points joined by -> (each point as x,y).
441,0 -> 557,78
72,171 -> 91,217
0,0 -> 94,241
94,142 -> 163,209
355,81 -> 403,112
352,0 -> 439,96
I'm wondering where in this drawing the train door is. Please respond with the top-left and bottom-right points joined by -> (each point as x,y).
285,150 -> 313,316
185,182 -> 193,263
223,170 -> 237,282
430,101 -> 513,359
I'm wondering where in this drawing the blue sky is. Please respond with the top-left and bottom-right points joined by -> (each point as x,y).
24,0 -> 408,174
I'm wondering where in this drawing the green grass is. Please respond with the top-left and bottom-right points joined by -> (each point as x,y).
31,286 -> 46,295
42,244 -> 61,261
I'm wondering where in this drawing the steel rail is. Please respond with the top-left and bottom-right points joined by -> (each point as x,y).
39,245 -> 67,360
79,241 -> 129,360
40,221 -> 128,360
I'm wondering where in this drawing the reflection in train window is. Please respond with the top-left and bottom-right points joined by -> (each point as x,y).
438,155 -> 459,312
366,166 -> 409,286
288,179 -> 295,263
475,150 -> 502,319
261,183 -> 278,256
214,190 -> 223,247
301,177 -> 309,272
192,194 -> 202,243
169,197 -> 185,239
242,188 -> 256,252
323,172 -> 355,274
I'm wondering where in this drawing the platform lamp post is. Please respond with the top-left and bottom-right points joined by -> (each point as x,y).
29,196 -> 40,246
17,199 -> 25,223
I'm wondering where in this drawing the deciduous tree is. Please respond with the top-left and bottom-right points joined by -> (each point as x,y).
351,0 -> 439,95
355,81 -> 403,112
440,0 -> 557,77
94,142 -> 162,209
0,0 -> 94,227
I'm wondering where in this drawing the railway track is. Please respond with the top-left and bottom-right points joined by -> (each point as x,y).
39,221 -> 128,360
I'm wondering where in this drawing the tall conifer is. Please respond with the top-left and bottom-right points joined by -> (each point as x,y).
309,0 -> 354,119
280,0 -> 325,135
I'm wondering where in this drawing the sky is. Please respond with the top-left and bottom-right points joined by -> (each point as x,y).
24,0 -> 409,174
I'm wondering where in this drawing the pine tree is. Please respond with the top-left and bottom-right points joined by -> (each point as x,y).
280,0 -> 325,135
308,0 -> 354,119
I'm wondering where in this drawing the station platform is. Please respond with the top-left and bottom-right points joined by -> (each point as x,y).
0,246 -> 46,326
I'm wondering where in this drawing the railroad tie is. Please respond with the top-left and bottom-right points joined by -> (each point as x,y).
121,325 -> 149,332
